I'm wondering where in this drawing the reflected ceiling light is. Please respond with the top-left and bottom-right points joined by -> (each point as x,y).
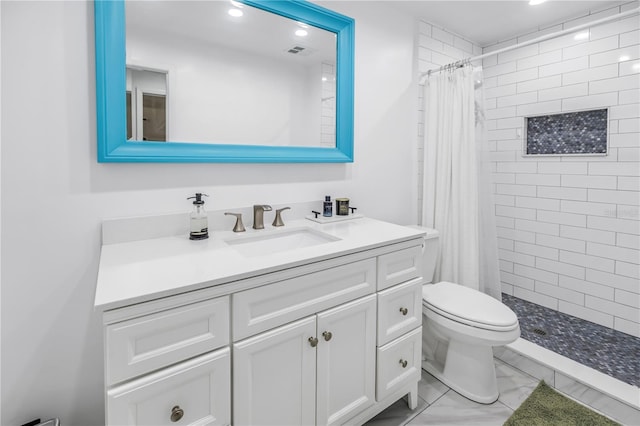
230,0 -> 244,8
322,76 -> 328,81
619,55 -> 630,62
295,29 -> 308,37
529,0 -> 547,5
228,8 -> 243,17
574,31 -> 589,40
633,63 -> 640,70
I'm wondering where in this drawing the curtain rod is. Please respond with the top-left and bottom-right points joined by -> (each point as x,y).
419,6 -> 640,84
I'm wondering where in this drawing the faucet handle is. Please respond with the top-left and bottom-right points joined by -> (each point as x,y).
272,207 -> 291,227
224,212 -> 246,232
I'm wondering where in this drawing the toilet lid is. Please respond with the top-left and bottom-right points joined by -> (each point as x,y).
423,282 -> 518,330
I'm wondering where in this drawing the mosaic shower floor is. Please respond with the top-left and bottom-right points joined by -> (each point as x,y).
502,293 -> 640,388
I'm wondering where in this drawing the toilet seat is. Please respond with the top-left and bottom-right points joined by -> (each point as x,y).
422,282 -> 518,332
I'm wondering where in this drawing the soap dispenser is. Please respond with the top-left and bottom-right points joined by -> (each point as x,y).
187,193 -> 209,240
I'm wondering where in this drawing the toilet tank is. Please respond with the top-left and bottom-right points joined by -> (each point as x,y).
407,226 -> 440,284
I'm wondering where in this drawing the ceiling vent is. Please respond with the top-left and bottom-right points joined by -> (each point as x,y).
285,45 -> 316,56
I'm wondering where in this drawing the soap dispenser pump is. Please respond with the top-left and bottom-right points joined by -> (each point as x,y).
187,193 -> 209,240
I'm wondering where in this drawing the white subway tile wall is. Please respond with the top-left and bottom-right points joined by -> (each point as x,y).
320,62 -> 336,147
417,3 -> 640,338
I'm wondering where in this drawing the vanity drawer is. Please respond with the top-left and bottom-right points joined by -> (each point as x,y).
377,246 -> 423,291
107,348 -> 231,426
376,327 -> 422,401
377,278 -> 422,346
106,296 -> 230,385
233,258 -> 376,341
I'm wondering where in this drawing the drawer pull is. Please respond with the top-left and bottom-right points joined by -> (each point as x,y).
399,359 -> 408,368
170,405 -> 184,422
309,337 -> 319,347
322,331 -> 333,341
399,307 -> 408,316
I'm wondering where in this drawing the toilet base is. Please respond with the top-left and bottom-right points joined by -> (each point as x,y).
422,338 -> 499,404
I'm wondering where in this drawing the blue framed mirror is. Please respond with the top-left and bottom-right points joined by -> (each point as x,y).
94,0 -> 354,163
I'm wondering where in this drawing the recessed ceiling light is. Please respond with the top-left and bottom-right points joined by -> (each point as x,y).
619,55 -> 631,62
574,31 -> 589,40
295,29 -> 308,37
228,8 -> 243,17
529,0 -> 547,5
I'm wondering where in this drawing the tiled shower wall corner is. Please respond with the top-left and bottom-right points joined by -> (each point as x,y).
416,22 -> 482,220
417,3 -> 640,338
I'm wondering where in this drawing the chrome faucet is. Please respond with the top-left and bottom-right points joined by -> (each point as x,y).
252,205 -> 272,229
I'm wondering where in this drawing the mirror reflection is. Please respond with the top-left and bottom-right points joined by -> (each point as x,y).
125,0 -> 337,148
126,67 -> 167,141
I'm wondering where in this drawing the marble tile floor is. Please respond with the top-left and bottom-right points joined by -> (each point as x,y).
365,359 -> 540,426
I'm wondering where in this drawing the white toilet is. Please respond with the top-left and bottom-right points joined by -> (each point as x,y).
418,227 -> 520,404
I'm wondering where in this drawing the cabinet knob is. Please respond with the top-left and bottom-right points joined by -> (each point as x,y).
399,359 -> 408,368
322,331 -> 333,341
309,336 -> 319,347
399,307 -> 408,316
170,405 -> 184,422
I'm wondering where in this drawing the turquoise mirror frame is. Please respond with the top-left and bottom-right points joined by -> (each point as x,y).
94,0 -> 355,163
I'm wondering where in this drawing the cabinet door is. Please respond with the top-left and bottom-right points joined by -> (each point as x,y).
316,295 -> 377,426
233,316 -> 317,426
107,348 -> 230,426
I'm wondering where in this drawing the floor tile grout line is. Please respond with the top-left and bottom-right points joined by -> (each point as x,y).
399,396 -> 431,426
420,388 -> 451,411
493,398 -> 517,416
495,357 -> 546,387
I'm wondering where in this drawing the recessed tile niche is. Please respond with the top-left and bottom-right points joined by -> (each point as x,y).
525,109 -> 608,156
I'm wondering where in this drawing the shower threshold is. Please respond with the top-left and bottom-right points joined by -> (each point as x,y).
495,338 -> 639,425
497,293 -> 639,425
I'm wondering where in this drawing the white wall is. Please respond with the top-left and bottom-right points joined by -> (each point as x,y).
0,1 -> 417,424
482,3 -> 640,337
0,1 -> 3,422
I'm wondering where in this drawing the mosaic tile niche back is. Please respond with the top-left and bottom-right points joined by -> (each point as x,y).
525,109 -> 608,155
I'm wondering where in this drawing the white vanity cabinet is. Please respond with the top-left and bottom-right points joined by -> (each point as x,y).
234,295 -> 377,426
97,218 -> 425,426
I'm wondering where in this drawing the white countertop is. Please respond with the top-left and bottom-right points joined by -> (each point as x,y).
95,217 -> 425,311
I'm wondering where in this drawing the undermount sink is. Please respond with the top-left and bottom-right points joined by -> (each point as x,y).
225,227 -> 340,257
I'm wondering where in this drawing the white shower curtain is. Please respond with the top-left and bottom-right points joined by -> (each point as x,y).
421,65 -> 502,299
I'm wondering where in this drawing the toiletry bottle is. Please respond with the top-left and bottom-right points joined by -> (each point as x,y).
187,193 -> 209,240
323,195 -> 333,217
